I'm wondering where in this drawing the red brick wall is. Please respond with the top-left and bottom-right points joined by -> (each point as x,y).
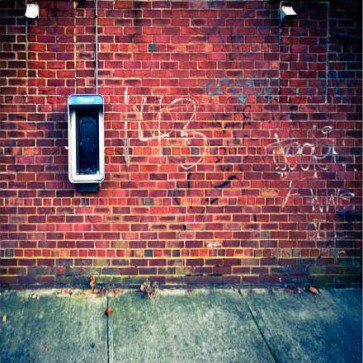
0,0 -> 361,288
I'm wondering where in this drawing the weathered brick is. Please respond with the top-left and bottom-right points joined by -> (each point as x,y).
0,0 -> 361,288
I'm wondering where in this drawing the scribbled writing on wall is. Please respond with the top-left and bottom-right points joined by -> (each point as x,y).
203,78 -> 278,104
123,88 -> 208,171
266,126 -> 343,179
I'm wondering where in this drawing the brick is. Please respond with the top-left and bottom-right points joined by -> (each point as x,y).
0,0 -> 361,288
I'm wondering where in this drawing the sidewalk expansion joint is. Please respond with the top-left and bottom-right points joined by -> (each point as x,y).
237,290 -> 279,363
106,294 -> 114,363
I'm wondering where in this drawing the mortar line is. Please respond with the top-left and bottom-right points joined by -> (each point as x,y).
25,17 -> 29,104
325,0 -> 330,104
238,290 -> 279,363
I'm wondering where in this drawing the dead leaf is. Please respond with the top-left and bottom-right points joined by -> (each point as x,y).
140,281 -> 159,299
105,307 -> 112,316
2,315 -> 7,323
308,286 -> 320,295
89,275 -> 96,291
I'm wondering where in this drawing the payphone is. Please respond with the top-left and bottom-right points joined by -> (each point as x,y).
67,94 -> 105,192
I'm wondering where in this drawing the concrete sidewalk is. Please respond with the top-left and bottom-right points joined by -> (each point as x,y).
0,288 -> 361,363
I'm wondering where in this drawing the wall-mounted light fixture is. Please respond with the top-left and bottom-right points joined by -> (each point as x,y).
68,94 -> 105,193
279,5 -> 297,23
25,3 -> 39,19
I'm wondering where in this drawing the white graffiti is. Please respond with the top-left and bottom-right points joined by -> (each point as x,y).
307,218 -> 357,242
124,88 -> 208,171
309,188 -> 355,213
282,183 -> 355,213
282,181 -> 300,209
308,219 -> 325,240
267,127 -> 339,178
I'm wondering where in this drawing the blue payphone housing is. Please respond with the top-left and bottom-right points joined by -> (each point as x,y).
68,94 -> 105,192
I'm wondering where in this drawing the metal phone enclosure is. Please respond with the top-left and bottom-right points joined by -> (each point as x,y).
68,94 -> 105,184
